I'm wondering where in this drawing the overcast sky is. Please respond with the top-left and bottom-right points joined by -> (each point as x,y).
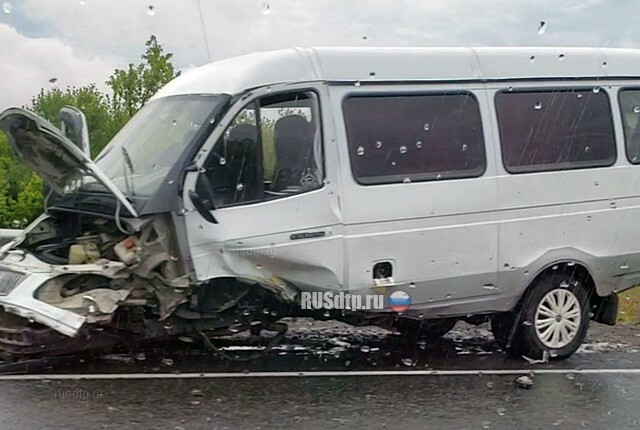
0,0 -> 638,110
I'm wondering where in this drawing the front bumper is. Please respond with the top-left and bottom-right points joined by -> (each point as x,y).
0,251 -> 129,337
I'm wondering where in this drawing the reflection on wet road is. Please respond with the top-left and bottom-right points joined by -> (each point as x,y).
1,320 -> 640,429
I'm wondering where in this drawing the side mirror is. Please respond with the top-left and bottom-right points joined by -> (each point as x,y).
59,106 -> 91,158
189,190 -> 218,224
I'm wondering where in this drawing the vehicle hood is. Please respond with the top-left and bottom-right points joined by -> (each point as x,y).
0,108 -> 138,217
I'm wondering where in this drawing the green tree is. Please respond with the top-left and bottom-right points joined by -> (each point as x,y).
107,35 -> 178,130
0,133 -> 39,228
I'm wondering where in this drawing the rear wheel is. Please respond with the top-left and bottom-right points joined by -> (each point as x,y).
494,269 -> 591,360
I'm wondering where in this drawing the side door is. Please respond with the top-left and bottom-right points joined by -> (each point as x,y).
182,85 -> 344,293
334,85 -> 501,314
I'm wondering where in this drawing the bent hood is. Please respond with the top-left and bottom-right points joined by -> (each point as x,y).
0,108 -> 138,217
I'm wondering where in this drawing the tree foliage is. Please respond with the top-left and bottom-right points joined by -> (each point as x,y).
0,35 -> 177,228
107,35 -> 177,130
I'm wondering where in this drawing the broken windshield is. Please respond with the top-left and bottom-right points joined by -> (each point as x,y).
93,94 -> 225,201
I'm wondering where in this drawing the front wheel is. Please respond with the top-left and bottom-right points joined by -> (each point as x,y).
499,270 -> 591,360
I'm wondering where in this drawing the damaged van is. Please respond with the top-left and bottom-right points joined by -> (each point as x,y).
0,46 -> 637,361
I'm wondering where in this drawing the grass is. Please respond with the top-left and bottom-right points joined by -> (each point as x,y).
617,286 -> 640,323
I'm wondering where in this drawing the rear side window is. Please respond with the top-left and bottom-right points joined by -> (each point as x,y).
343,93 -> 485,185
495,89 -> 616,173
618,89 -> 640,163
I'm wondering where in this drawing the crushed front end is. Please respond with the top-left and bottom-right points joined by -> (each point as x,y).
0,212 -> 195,359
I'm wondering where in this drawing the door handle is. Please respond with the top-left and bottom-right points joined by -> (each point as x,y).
290,231 -> 326,241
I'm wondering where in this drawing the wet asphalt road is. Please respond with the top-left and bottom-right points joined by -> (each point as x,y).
1,321 -> 640,429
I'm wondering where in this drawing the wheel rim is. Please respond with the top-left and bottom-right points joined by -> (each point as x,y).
534,288 -> 582,349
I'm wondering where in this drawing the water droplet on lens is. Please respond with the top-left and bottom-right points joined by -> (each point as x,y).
360,345 -> 371,353
534,102 -> 542,110
375,140 -> 383,149
219,157 -> 227,165
424,123 -> 430,131
415,140 -> 422,149
147,5 -> 156,16
496,408 -> 506,416
537,21 -> 546,34
357,146 -> 365,156
558,54 -> 565,61
399,145 -> 407,154
529,56 -> 536,63
462,144 -> 468,152
402,177 -> 411,183
584,146 -> 590,153
508,86 -> 513,92
354,80 -> 361,87
634,106 -> 640,114
401,358 -> 414,366
2,2 -> 11,13
483,420 -> 492,429
323,310 -> 330,317
566,372 -> 575,380
593,86 -> 600,93
236,183 -> 244,191
262,1 -> 271,14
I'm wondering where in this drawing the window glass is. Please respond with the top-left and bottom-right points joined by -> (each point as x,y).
496,89 -> 616,173
343,93 -> 485,185
200,91 -> 323,207
618,89 -> 640,163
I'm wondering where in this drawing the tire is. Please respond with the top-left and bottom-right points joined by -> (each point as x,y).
505,269 -> 591,360
395,318 -> 458,340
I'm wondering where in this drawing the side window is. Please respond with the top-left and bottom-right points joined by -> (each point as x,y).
343,93 -> 485,185
618,89 -> 640,163
199,91 -> 323,207
495,89 -> 616,173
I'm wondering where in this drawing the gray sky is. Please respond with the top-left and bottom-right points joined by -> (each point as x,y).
0,0 -> 637,110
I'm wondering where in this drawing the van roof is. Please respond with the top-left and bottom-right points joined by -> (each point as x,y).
153,47 -> 640,99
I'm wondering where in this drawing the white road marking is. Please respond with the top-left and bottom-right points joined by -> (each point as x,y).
2,368 -> 640,380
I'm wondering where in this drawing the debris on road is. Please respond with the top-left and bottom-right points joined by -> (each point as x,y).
515,375 -> 534,389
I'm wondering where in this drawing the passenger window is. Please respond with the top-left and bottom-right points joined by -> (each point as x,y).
343,93 -> 485,185
618,89 -> 640,163
496,89 -> 616,173
199,91 -> 323,207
